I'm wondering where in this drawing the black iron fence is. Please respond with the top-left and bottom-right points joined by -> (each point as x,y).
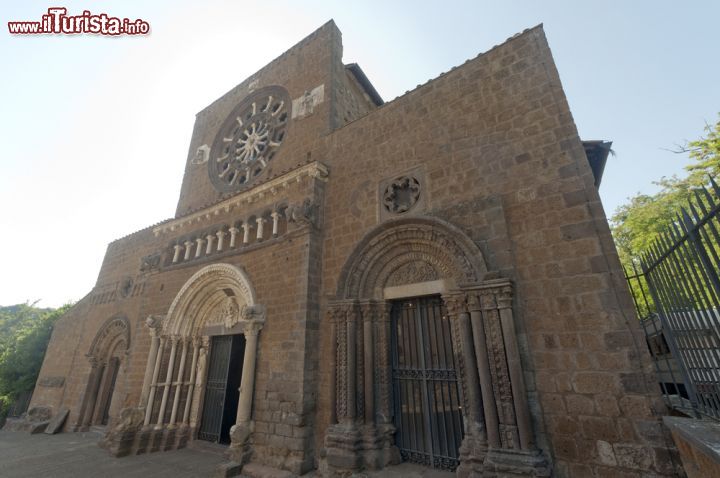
625,179 -> 720,419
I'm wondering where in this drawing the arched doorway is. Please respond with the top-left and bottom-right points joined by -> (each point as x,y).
77,315 -> 130,431
323,217 -> 546,476
138,263 -> 265,456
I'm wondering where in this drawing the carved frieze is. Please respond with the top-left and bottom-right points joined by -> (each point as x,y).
385,261 -> 440,287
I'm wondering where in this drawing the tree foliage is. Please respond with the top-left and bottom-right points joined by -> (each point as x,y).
611,116 -> 720,269
0,303 -> 71,422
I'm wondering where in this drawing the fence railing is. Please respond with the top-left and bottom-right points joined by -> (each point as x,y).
625,179 -> 720,420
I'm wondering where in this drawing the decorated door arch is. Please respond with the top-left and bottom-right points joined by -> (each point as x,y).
137,263 -> 265,460
323,217 -> 549,476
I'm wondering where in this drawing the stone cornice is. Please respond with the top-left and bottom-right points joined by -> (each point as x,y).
153,161 -> 329,237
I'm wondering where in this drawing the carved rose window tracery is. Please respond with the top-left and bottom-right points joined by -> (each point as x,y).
209,86 -> 290,193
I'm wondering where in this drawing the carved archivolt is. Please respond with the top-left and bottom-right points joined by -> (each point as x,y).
336,217 -> 487,299
88,315 -> 130,361
164,263 -> 256,336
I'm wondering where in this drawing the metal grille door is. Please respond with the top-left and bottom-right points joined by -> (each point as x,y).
198,335 -> 232,442
391,296 -> 464,471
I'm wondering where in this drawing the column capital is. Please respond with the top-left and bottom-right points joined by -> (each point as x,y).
442,293 -> 467,316
216,229 -> 226,238
358,300 -> 376,323
242,319 -> 265,337
183,240 -> 193,247
495,284 -> 514,309
145,315 -> 164,337
195,237 -> 204,245
465,292 -> 481,312
270,210 -> 280,219
206,233 -> 215,241
169,335 -> 181,345
229,226 -> 240,233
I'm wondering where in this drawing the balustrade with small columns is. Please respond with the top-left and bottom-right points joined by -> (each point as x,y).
166,205 -> 290,267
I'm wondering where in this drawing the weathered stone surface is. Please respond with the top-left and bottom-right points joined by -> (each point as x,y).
23,20 -> 679,478
44,408 -> 69,434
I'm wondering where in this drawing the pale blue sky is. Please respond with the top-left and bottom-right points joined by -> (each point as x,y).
1,1 -> 718,307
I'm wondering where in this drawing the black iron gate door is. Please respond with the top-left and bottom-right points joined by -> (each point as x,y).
391,296 -> 464,471
198,335 -> 232,442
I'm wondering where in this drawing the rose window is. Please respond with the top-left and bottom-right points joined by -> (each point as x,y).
208,86 -> 290,193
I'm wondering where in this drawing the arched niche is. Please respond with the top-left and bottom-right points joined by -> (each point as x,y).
77,315 -> 131,431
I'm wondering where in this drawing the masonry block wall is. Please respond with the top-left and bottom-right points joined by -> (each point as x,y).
30,21 -> 680,478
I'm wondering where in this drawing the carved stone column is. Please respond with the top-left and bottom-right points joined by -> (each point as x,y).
463,281 -> 550,477
205,234 -> 215,255
229,227 -> 239,248
183,241 -> 193,261
360,301 -> 374,425
169,337 -> 189,427
466,291 -> 500,449
497,284 -> 533,451
375,301 -> 393,426
156,336 -> 179,429
216,230 -> 226,251
241,222 -> 252,244
228,305 -> 266,467
140,316 -> 163,407
323,301 -> 363,474
195,238 -> 205,258
271,211 -> 280,237
172,244 -> 182,263
256,217 -> 266,241
445,293 -> 488,476
144,336 -> 166,427
328,307 -> 341,425
182,337 -> 201,425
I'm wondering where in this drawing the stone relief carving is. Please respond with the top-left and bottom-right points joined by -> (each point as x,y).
383,176 -> 421,214
292,84 -> 325,119
286,198 -> 318,228
385,261 -> 440,287
140,253 -> 161,272
217,296 -> 240,329
191,144 -> 210,165
240,303 -> 266,323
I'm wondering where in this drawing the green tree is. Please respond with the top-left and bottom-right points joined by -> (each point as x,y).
611,115 -> 720,269
0,304 -> 70,424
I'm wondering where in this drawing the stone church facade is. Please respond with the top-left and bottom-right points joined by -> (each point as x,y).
29,22 -> 681,477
